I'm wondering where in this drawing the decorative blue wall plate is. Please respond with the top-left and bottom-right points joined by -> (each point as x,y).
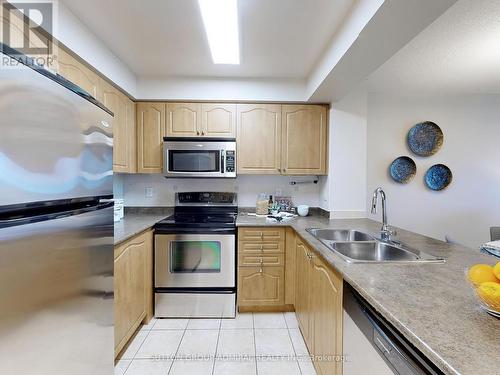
389,156 -> 416,183
407,121 -> 443,156
425,164 -> 452,190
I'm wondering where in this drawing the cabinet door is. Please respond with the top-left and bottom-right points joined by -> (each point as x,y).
114,232 -> 147,356
295,241 -> 312,348
58,48 -> 100,100
101,80 -> 136,173
238,266 -> 284,306
311,256 -> 343,375
282,105 -> 327,175
201,103 -> 236,138
166,102 -> 201,137
237,104 -> 281,174
137,102 -> 165,173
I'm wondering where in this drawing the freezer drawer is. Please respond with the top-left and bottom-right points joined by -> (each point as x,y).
0,201 -> 114,375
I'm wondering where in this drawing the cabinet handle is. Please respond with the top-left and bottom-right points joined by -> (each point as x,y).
260,245 -> 263,251
278,168 -> 281,173
259,267 -> 263,274
260,232 -> 263,239
259,258 -> 263,264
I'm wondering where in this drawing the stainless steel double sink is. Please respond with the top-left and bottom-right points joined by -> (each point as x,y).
306,229 -> 445,263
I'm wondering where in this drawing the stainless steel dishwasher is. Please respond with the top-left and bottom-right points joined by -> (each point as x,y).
343,283 -> 444,375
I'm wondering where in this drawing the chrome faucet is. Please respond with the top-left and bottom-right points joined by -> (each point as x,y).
371,187 -> 396,241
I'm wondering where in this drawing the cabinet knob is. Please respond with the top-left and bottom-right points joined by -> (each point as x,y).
278,168 -> 281,172
201,131 -> 205,135
259,258 -> 263,264
259,267 -> 263,274
196,131 -> 200,135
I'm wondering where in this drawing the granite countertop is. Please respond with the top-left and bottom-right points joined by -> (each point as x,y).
236,213 -> 500,375
114,207 -> 173,245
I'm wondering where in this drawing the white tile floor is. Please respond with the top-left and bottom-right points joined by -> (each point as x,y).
115,312 -> 316,375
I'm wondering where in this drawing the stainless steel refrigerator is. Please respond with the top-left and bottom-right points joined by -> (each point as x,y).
0,44 -> 114,374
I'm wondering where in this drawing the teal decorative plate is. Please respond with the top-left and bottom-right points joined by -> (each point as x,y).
425,164 -> 452,191
407,121 -> 443,156
389,156 -> 416,183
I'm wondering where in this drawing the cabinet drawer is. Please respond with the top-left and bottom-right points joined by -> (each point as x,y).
238,254 -> 284,267
238,227 -> 285,242
238,241 -> 284,254
237,266 -> 284,306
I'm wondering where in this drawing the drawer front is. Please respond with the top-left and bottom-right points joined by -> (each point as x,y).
237,266 -> 284,306
238,254 -> 284,267
238,227 -> 285,242
238,241 -> 284,254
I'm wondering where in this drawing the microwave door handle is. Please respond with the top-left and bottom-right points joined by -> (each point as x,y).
221,150 -> 225,173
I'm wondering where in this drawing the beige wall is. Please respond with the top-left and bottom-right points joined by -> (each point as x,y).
366,93 -> 500,248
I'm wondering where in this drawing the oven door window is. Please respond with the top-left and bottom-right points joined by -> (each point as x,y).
168,150 -> 220,172
170,241 -> 222,273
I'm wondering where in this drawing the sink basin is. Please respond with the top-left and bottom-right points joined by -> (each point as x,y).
306,227 -> 445,263
306,228 -> 374,242
333,242 -> 419,262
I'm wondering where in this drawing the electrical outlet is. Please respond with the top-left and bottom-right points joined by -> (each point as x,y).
145,187 -> 153,198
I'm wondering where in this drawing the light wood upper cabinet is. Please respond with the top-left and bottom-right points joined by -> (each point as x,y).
202,103 -> 236,138
137,102 -> 166,173
282,105 -> 328,175
237,104 -> 282,174
101,80 -> 136,173
114,230 -> 152,357
58,48 -> 100,100
166,102 -> 201,137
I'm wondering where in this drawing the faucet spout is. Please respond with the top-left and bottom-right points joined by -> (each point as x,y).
371,187 -> 393,240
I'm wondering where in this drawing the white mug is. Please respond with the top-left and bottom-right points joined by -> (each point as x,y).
297,205 -> 309,217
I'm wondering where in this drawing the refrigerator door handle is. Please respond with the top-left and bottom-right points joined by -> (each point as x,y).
0,200 -> 114,229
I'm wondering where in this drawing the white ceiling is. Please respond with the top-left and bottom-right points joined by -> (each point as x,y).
367,0 -> 500,94
61,0 -> 355,79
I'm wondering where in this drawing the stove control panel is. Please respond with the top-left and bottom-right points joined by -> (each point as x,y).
177,192 -> 236,205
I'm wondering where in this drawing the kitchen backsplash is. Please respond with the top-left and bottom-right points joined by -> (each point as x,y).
114,174 -> 321,208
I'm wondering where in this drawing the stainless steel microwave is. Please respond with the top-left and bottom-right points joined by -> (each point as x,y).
163,137 -> 236,178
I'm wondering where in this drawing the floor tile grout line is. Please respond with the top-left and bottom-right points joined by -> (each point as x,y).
252,313 -> 259,374
285,316 -> 304,375
167,324 -> 188,374
210,319 -> 222,375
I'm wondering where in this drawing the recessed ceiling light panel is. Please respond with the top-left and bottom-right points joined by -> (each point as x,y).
198,0 -> 240,64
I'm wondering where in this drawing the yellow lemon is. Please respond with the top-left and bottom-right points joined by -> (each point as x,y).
494,262 -> 500,280
476,282 -> 500,310
467,264 -> 498,286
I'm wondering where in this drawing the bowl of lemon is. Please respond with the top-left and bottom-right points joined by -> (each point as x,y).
467,262 -> 500,317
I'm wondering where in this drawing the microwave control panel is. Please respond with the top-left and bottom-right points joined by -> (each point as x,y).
225,150 -> 235,173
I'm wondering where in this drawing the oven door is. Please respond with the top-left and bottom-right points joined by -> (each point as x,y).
155,234 -> 235,288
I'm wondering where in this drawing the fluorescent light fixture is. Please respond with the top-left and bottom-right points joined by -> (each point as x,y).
198,0 -> 240,64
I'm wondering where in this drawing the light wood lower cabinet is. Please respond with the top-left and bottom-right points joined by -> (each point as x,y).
238,266 -> 284,306
237,227 -> 287,309
114,230 -> 153,358
136,102 -> 166,173
295,237 -> 343,375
